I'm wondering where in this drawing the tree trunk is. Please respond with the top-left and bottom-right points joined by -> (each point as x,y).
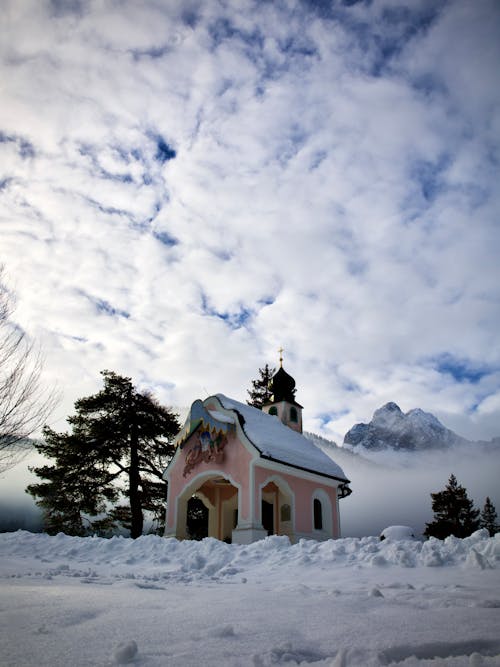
127,390 -> 143,539
129,437 -> 143,538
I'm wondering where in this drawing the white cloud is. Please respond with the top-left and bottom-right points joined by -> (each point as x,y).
0,0 -> 499,445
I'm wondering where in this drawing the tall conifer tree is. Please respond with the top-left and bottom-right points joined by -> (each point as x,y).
27,371 -> 179,537
247,364 -> 275,408
424,474 -> 480,539
480,496 -> 499,537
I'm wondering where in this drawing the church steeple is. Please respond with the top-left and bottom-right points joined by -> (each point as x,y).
262,350 -> 303,433
270,365 -> 296,403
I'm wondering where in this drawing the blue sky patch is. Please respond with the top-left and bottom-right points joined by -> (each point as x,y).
181,8 -> 199,28
0,131 -> 35,159
410,154 -> 450,204
132,45 -> 171,61
93,297 -> 130,319
316,410 -> 350,427
277,35 -> 317,60
200,292 -> 253,330
309,150 -> 327,170
225,307 -> 252,329
212,249 -> 233,262
155,137 -> 176,163
341,378 -> 362,393
83,196 -> 130,218
18,139 -> 35,159
209,18 -> 264,52
153,230 -> 178,247
432,354 -> 490,384
78,142 -> 134,183
102,170 -> 133,183
411,73 -> 448,99
326,1 -> 444,77
63,333 -> 88,343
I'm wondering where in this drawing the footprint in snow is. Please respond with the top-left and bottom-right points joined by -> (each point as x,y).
112,640 -> 138,664
369,587 -> 384,598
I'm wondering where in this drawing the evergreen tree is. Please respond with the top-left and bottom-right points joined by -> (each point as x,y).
247,364 -> 275,408
480,496 -> 499,537
424,474 -> 480,539
27,429 -> 119,535
27,370 -> 180,537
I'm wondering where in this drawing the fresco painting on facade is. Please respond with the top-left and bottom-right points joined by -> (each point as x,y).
163,365 -> 351,544
182,429 -> 228,477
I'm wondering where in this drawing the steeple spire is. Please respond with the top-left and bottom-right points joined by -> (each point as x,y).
262,356 -> 303,433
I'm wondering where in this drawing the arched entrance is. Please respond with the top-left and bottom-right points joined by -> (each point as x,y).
174,472 -> 240,542
259,476 -> 295,540
186,497 -> 209,540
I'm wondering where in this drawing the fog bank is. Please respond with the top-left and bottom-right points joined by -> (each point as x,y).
1,444 -> 499,538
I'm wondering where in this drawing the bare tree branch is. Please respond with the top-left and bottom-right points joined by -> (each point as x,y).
0,266 -> 59,473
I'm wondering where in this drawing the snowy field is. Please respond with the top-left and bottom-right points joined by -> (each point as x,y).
1,531 -> 500,667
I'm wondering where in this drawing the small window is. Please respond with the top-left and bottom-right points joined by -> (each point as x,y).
290,406 -> 298,422
313,498 -> 323,530
269,406 -> 278,416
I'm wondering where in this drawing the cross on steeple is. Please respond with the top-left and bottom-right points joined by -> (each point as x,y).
278,346 -> 284,367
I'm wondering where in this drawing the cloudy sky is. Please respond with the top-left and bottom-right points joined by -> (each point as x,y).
1,0 -> 499,444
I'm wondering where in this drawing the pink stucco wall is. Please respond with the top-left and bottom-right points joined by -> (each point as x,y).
166,429 -> 253,528
254,466 -> 339,536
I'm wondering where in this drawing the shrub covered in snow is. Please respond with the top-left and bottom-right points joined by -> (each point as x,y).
380,525 -> 416,541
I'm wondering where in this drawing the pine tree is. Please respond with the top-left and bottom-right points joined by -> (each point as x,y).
480,496 -> 499,537
27,370 -> 180,537
247,364 -> 275,408
27,429 -> 119,535
424,474 -> 480,539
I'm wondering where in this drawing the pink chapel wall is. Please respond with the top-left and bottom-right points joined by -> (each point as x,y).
253,466 -> 339,537
165,430 -> 253,528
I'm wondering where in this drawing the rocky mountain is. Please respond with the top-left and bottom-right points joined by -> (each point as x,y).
343,402 -> 467,452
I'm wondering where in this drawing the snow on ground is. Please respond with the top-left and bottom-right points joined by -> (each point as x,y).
1,530 -> 500,667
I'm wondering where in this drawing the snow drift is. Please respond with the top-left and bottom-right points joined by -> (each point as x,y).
1,529 -> 499,581
1,530 -> 500,666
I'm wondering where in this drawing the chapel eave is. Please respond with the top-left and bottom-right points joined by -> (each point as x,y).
213,395 -> 351,488
259,451 -> 351,485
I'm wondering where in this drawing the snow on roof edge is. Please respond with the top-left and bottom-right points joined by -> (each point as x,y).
212,394 -> 350,484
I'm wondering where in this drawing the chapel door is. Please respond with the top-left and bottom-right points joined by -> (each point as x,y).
262,500 -> 274,536
186,496 -> 209,540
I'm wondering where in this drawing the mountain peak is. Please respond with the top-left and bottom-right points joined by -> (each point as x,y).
372,402 -> 404,427
344,402 -> 462,452
379,401 -> 402,413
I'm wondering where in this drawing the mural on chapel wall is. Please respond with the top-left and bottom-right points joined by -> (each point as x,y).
183,429 -> 228,477
176,399 -> 234,478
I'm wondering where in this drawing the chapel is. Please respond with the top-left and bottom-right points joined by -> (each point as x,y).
163,362 -> 351,544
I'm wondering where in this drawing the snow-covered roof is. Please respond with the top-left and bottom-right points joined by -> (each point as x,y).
214,394 -> 349,483
207,409 -> 235,425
